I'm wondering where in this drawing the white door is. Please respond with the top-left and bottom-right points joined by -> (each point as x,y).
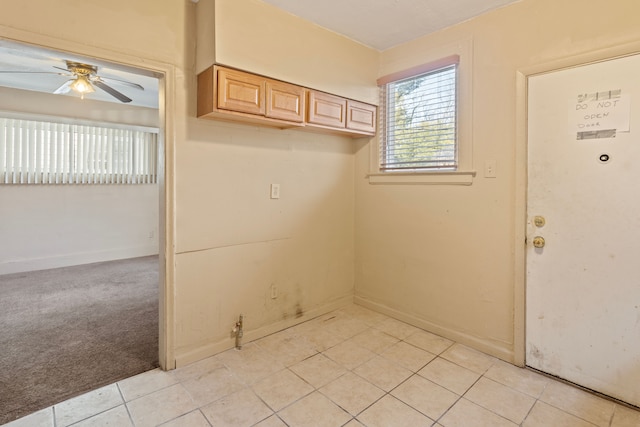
526,53 -> 640,407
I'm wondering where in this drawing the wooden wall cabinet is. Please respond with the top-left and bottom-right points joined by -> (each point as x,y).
307,91 -> 347,128
346,100 -> 377,134
198,65 -> 305,127
266,80 -> 306,123
307,90 -> 376,136
216,67 -> 265,116
198,65 -> 377,137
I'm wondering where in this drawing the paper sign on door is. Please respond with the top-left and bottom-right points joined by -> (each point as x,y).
569,89 -> 631,139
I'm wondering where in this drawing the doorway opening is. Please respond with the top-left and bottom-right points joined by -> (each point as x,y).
0,37 -> 169,424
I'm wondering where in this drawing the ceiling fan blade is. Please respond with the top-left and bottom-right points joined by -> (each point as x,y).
93,80 -> 132,103
0,71 -> 70,76
94,75 -> 144,91
53,79 -> 73,94
53,66 -> 71,72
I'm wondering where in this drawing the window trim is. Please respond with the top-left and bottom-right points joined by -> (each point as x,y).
369,38 -> 474,185
377,54 -> 460,86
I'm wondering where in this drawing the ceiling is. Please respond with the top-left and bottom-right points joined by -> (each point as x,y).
261,0 -> 521,51
0,0 -> 520,106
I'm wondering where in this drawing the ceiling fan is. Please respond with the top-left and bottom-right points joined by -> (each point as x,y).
0,60 -> 144,103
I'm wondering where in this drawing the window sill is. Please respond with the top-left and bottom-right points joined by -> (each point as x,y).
367,170 -> 476,185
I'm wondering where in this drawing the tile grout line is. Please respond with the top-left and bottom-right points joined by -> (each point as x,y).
519,379 -> 551,427
312,320 -> 453,424
535,385 -> 610,427
387,339 -> 468,426
196,408 -> 213,427
246,381 -> 281,424
264,323 -> 387,424
344,338 -> 455,425
430,365 -> 486,426
115,383 -> 136,427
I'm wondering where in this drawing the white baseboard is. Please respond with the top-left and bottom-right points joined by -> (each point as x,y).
174,295 -> 354,368
354,296 -> 514,363
0,245 -> 159,275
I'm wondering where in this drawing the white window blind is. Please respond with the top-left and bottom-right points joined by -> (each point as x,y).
0,117 -> 158,184
378,60 -> 457,171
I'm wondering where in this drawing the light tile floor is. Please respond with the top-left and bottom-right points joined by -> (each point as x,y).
4,304 -> 640,427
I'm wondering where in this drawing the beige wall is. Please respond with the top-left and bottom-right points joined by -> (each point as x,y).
0,1 -> 187,66
355,0 -> 640,362
198,0 -> 380,104
0,0 -> 375,368
175,120 -> 357,364
177,0 -> 377,365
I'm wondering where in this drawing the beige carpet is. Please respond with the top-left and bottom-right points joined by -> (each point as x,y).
0,256 -> 159,424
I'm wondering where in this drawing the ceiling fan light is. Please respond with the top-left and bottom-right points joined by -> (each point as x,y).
70,75 -> 95,94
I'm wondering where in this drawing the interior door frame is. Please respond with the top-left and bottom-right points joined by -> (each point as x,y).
0,25 -> 176,369
514,40 -> 640,367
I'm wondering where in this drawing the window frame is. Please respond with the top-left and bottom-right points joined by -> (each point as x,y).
369,39 -> 475,185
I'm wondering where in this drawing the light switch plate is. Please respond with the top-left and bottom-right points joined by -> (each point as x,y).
270,183 -> 280,199
484,160 -> 497,178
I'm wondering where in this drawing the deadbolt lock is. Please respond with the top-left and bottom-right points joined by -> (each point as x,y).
533,216 -> 546,227
532,236 -> 546,248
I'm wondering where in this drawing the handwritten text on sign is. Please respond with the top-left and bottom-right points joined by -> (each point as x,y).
569,90 -> 630,134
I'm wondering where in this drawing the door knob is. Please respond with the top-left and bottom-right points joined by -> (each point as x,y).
532,236 -> 546,248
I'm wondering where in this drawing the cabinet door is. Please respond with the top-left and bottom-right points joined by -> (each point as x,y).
217,67 -> 265,115
307,91 -> 346,128
346,100 -> 377,133
266,80 -> 305,123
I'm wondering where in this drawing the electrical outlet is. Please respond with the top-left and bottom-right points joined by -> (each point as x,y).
270,284 -> 278,299
270,183 -> 280,199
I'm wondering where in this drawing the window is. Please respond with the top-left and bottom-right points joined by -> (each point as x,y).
0,116 -> 158,185
378,56 -> 458,172
370,44 -> 474,185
